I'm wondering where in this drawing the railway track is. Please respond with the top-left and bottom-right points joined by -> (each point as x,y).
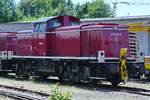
41,78 -> 150,97
55,79 -> 150,97
0,84 -> 50,100
115,85 -> 150,97
95,84 -> 150,97
1,75 -> 150,98
0,90 -> 44,100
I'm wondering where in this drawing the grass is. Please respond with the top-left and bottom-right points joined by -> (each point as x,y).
49,83 -> 74,100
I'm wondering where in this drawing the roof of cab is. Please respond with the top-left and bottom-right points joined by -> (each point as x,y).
33,16 -> 56,23
32,14 -> 80,23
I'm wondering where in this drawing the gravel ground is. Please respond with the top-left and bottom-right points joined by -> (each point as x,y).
0,76 -> 150,100
0,96 -> 14,100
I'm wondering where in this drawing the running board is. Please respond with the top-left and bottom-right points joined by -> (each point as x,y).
0,70 -> 12,72
89,77 -> 106,80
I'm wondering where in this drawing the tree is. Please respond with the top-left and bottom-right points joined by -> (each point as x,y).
75,0 -> 114,18
52,0 -> 75,16
17,0 -> 41,18
51,0 -> 64,9
0,0 -> 18,22
75,3 -> 89,18
86,0 -> 114,18
17,0 -> 76,20
17,0 -> 114,21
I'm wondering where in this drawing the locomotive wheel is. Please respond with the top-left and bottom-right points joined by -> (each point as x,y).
39,75 -> 48,80
23,75 -> 29,80
0,72 -> 7,76
60,63 -> 72,81
83,66 -> 90,81
58,64 -> 63,81
111,81 -> 120,86
16,65 -> 29,80
16,66 -> 23,76
59,63 -> 80,83
67,64 -> 72,81
110,74 -> 121,86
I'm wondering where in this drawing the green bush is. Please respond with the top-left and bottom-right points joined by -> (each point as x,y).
49,84 -> 73,100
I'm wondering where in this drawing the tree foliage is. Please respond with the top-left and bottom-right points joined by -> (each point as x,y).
0,0 -> 114,22
75,3 -> 89,18
17,0 -> 75,20
0,0 -> 18,22
52,0 -> 75,16
87,0 -> 114,18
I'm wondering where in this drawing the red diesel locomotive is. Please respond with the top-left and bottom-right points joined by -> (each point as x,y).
0,15 -> 140,86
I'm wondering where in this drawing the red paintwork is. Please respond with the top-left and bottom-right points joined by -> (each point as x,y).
81,25 -> 130,57
17,30 -> 47,56
55,26 -> 81,56
0,15 -> 130,58
54,24 -> 130,57
0,32 -> 17,55
17,30 -> 33,56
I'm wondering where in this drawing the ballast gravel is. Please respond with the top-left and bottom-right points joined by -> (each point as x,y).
0,76 -> 150,100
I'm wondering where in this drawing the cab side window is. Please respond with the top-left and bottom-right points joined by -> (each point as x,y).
42,23 -> 46,32
49,19 -> 61,29
69,20 -> 79,26
39,23 -> 46,32
34,24 -> 40,32
34,23 -> 46,33
39,24 -> 42,32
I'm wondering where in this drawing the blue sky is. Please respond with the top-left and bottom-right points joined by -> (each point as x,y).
15,0 -> 150,17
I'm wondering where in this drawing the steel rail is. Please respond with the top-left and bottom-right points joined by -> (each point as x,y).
94,83 -> 150,97
115,86 -> 150,97
0,85 -> 50,100
0,89 -> 44,100
0,84 -> 50,97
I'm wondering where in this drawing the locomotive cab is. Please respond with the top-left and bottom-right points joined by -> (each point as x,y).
17,15 -> 80,56
33,14 -> 80,33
